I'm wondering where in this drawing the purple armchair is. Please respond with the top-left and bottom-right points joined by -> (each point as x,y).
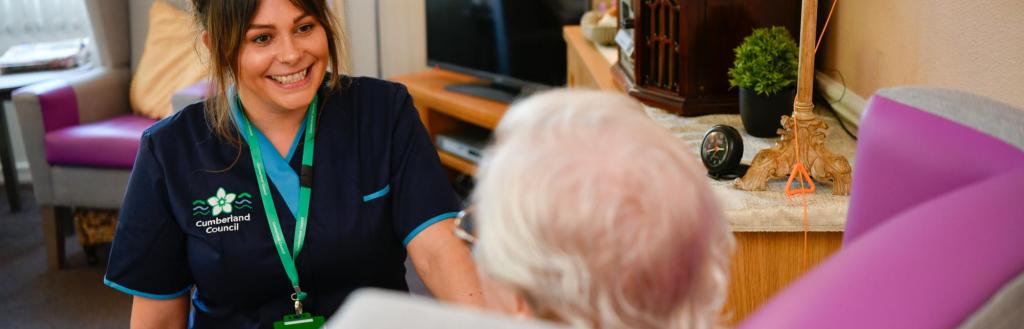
11,0 -> 199,269
739,87 -> 1024,328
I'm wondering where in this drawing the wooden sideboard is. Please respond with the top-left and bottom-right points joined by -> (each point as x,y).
564,25 -> 847,325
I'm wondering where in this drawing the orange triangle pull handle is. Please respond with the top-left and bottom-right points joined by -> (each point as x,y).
785,163 -> 816,197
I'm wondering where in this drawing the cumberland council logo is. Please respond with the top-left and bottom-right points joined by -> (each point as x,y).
192,187 -> 254,234
193,187 -> 253,216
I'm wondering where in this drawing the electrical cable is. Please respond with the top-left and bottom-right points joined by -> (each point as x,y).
815,67 -> 857,140
815,89 -> 858,140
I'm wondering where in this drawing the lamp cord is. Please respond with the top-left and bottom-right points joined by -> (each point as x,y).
815,87 -> 858,140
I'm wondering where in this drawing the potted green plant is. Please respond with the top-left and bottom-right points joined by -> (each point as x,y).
728,26 -> 799,137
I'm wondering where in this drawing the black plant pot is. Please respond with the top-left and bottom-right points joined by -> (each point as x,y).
739,87 -> 797,137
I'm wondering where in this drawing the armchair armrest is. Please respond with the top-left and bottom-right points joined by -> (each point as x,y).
11,66 -> 130,205
13,67 -> 131,128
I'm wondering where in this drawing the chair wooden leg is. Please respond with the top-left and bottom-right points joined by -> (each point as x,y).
41,206 -> 67,270
84,245 -> 99,266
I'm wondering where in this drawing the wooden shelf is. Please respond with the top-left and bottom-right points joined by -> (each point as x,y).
391,69 -> 506,177
391,69 -> 508,130
437,151 -> 477,176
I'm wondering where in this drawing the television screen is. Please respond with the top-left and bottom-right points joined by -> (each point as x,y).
426,0 -> 587,88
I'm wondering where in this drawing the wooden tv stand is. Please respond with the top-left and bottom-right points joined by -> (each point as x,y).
390,69 -> 507,176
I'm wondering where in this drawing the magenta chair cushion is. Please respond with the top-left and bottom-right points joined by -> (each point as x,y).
844,94 -> 1024,245
44,114 -> 157,168
739,167 -> 1024,329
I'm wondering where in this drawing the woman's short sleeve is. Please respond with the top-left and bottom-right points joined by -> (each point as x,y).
387,86 -> 462,246
104,132 -> 192,299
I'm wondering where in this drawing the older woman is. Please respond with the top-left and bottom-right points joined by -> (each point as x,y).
466,90 -> 735,329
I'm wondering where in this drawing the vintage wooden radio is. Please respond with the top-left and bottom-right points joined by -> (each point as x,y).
613,0 -> 802,116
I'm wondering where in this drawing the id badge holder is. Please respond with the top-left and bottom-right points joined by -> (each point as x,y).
273,313 -> 325,329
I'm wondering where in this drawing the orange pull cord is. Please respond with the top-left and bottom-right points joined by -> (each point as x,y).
786,0 -> 839,271
815,0 -> 839,54
784,114 -> 815,270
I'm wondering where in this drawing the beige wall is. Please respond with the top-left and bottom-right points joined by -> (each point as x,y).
820,0 -> 1024,109
333,0 -> 378,77
377,0 -> 427,78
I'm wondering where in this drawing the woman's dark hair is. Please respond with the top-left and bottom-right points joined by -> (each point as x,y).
190,0 -> 348,145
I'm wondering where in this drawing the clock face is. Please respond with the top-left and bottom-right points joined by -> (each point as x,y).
700,125 -> 744,177
702,131 -> 730,168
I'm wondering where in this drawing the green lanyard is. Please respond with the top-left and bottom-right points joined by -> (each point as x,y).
236,95 -> 318,315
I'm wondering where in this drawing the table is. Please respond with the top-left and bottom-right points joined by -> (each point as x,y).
645,107 -> 856,232
0,67 -> 90,212
564,26 -> 857,324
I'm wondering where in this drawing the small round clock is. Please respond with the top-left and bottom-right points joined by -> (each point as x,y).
700,125 -> 748,180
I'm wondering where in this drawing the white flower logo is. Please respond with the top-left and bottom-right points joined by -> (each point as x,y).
207,187 -> 237,216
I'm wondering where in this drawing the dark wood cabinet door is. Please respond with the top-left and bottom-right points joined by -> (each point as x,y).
620,0 -> 801,116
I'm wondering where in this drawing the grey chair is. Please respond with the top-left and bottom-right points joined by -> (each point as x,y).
11,0 -> 191,269
0,0 -> 93,212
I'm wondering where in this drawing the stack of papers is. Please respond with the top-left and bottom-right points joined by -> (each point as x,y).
0,38 -> 89,74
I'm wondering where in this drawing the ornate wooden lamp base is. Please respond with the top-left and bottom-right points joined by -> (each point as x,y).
734,109 -> 852,196
734,0 -> 852,196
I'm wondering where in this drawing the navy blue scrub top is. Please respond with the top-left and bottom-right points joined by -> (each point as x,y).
104,77 -> 461,328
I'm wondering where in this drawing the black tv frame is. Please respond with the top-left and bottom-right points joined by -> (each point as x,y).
425,0 -> 580,104
427,60 -> 550,104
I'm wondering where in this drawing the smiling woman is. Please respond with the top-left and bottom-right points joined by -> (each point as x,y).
193,0 -> 346,156
234,1 -> 329,154
103,0 -> 483,328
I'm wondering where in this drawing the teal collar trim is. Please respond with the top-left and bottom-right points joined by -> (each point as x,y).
228,86 -> 306,218
285,121 -> 306,162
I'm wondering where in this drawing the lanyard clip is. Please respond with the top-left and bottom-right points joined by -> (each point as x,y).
291,287 -> 307,315
291,287 -> 308,301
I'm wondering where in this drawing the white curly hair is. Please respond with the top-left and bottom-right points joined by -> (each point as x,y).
471,90 -> 735,329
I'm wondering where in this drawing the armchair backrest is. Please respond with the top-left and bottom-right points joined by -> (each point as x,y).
844,87 -> 1024,245
81,0 -> 129,70
83,0 -> 190,73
